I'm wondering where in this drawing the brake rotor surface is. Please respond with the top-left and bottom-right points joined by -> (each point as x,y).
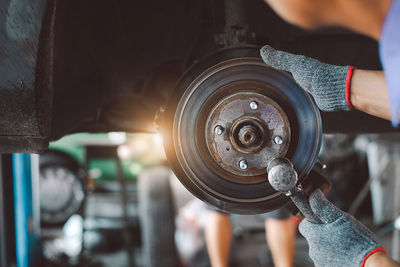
163,48 -> 322,214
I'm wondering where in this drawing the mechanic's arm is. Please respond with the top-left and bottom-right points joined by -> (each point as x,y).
351,69 -> 390,120
366,252 -> 400,267
298,189 -> 400,267
260,45 -> 392,122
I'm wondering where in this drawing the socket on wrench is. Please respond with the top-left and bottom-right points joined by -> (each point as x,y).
267,158 -> 321,223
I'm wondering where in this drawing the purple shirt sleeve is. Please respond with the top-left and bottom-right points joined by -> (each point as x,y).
379,0 -> 400,127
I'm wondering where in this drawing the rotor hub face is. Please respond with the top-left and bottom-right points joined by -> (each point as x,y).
206,92 -> 290,177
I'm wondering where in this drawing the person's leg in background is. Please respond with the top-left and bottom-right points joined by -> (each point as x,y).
263,209 -> 297,267
205,211 -> 232,267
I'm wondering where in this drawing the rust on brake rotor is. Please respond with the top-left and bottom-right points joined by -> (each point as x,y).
205,92 -> 291,177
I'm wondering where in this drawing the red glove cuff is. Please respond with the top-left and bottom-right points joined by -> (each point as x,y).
345,66 -> 356,110
360,247 -> 388,267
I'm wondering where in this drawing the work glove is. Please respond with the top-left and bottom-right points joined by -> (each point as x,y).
260,45 -> 355,112
299,189 -> 386,267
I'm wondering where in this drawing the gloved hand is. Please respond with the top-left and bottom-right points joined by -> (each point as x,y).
260,45 -> 354,112
299,189 -> 386,267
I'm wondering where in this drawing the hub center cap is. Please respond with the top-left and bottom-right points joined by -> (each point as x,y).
238,125 -> 258,146
232,118 -> 265,153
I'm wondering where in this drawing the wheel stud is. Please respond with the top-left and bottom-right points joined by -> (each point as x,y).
250,101 -> 258,110
273,136 -> 283,145
239,160 -> 248,170
214,125 -> 224,135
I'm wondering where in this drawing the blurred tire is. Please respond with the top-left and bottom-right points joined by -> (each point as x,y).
138,166 -> 180,267
39,151 -> 85,225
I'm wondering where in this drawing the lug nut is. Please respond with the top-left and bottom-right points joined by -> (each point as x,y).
214,125 -> 224,135
250,101 -> 258,110
273,136 -> 283,145
239,160 -> 248,170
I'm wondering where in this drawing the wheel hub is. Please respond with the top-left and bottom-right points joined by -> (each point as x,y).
206,92 -> 291,177
237,124 -> 260,148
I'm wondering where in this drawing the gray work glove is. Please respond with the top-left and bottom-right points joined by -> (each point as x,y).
299,189 -> 385,267
260,45 -> 352,111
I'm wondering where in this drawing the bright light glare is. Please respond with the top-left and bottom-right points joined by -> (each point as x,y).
121,133 -> 166,163
132,139 -> 148,152
395,216 -> 400,230
153,133 -> 163,146
62,214 -> 83,257
129,162 -> 143,175
108,132 -> 127,145
118,145 -> 131,159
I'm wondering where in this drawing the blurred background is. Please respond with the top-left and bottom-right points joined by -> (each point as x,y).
37,132 -> 400,267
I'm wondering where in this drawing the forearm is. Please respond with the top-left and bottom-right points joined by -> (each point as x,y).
365,252 -> 400,267
260,46 -> 392,119
350,69 -> 391,120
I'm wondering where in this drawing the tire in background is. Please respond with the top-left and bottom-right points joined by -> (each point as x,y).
39,151 -> 85,225
138,166 -> 181,267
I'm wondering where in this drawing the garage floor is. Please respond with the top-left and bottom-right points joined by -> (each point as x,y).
40,180 -> 397,267
85,232 -> 313,267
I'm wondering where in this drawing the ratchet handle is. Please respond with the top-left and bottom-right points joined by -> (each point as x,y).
290,190 -> 322,224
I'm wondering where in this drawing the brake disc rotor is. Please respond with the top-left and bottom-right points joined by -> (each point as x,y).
163,47 -> 322,214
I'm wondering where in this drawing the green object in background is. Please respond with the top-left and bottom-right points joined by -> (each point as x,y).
48,133 -> 149,180
88,158 -> 143,180
41,132 -> 167,225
